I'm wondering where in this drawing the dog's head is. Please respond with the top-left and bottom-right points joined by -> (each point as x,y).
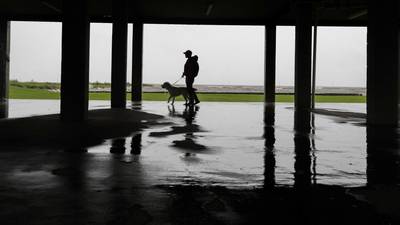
161,82 -> 171,89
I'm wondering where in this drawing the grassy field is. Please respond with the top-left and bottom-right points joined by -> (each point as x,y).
8,86 -> 366,103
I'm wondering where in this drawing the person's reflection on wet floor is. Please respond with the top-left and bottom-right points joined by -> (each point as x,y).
172,105 -> 207,151
172,135 -> 207,150
182,105 -> 198,125
149,105 -> 203,137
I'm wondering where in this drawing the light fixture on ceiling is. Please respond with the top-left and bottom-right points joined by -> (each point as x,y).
348,9 -> 367,20
206,2 -> 214,16
40,0 -> 61,13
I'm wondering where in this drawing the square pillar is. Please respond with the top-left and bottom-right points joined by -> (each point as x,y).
0,19 -> 10,103
111,0 -> 128,108
265,25 -> 276,104
367,126 -> 400,185
367,0 -> 400,127
61,0 -> 90,121
132,22 -> 143,102
294,2 -> 312,132
0,18 -> 10,119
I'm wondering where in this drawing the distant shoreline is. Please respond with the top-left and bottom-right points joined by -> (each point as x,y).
110,84 -> 366,96
9,86 -> 366,103
9,81 -> 366,99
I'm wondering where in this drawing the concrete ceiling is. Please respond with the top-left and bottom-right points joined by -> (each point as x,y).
0,0 -> 368,25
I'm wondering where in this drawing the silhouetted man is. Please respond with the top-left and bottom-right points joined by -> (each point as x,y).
182,50 -> 200,105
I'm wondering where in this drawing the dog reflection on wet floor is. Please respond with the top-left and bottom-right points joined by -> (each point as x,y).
161,82 -> 190,105
167,105 -> 178,117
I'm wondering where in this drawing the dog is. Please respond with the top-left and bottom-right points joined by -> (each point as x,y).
161,82 -> 189,105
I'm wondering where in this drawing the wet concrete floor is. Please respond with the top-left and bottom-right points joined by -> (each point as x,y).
0,100 -> 399,224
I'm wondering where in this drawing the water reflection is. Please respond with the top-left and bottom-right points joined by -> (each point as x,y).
172,105 -> 207,151
131,133 -> 142,155
294,133 -> 312,188
263,104 -> 276,189
52,151 -> 88,190
110,138 -> 126,154
50,152 -> 90,223
167,104 -> 178,117
366,126 -> 400,186
149,105 -> 203,138
131,101 -> 142,110
4,100 -> 374,187
110,133 -> 143,155
154,105 -> 207,151
65,145 -> 88,153
0,99 -> 8,119
311,114 -> 317,185
293,109 -> 314,189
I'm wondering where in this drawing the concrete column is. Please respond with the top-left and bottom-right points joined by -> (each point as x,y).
61,0 -> 90,121
367,0 -> 400,127
265,25 -> 276,104
294,2 -> 312,132
0,19 -> 9,103
0,19 -> 9,118
111,0 -> 128,108
132,22 -> 143,102
367,126 -> 399,186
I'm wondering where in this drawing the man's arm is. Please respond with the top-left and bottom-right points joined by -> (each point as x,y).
182,59 -> 189,77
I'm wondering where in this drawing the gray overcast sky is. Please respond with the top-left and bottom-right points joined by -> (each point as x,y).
9,22 -> 366,87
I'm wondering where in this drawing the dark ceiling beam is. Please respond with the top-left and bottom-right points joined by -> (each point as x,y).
277,19 -> 366,27
268,1 -> 292,24
3,14 -> 367,27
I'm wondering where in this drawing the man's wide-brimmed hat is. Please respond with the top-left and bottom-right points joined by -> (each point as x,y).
183,50 -> 192,55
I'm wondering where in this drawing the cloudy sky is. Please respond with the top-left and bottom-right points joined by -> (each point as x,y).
9,22 -> 366,87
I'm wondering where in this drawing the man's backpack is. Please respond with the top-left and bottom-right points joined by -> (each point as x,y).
192,56 -> 199,77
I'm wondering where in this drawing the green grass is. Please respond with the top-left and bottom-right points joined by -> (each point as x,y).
10,80 -> 60,90
9,86 -> 366,103
10,86 -> 60,99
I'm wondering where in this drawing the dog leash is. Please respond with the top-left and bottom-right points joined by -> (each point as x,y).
172,77 -> 183,85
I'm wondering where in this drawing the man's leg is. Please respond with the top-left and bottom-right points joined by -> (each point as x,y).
191,78 -> 200,104
193,87 -> 200,104
186,77 -> 195,104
